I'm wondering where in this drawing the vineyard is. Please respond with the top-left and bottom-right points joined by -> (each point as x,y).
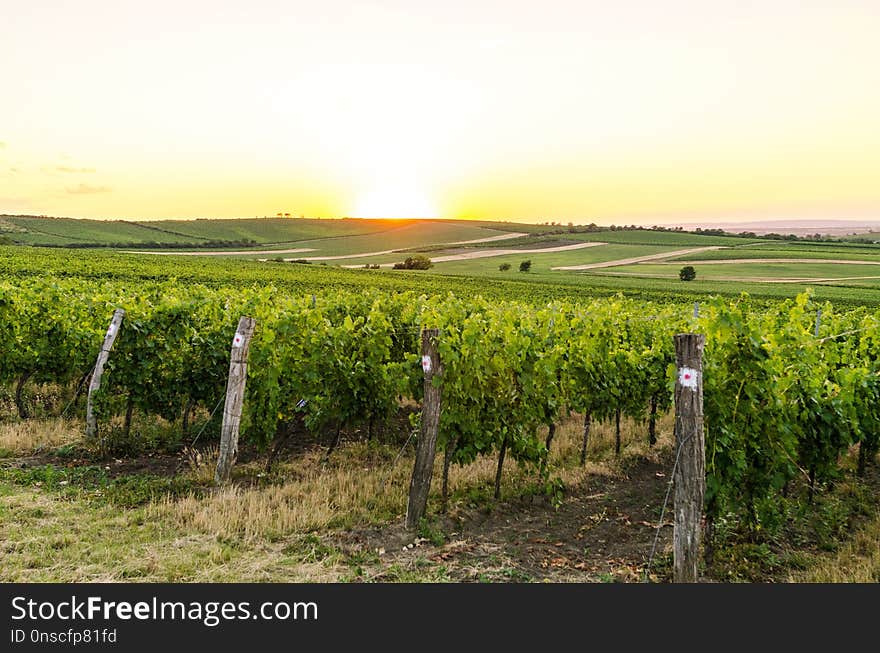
2,272 -> 879,571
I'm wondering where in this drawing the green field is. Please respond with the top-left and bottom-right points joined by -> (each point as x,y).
672,241 -> 880,262
235,220 -> 523,258
318,242 -> 680,268
3,224 -> 880,584
415,244 -> 682,274
0,215 -> 533,249
607,261 -> 880,283
3,242 -> 880,307
7,215 -> 880,306
0,216 -> 204,246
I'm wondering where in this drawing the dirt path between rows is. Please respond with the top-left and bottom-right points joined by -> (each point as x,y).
551,246 -> 723,271
332,456 -> 673,583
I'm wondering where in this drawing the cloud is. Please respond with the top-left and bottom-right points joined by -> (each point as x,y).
55,165 -> 96,174
66,183 -> 111,195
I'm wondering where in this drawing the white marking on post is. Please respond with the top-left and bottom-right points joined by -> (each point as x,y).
421,355 -> 432,374
232,332 -> 244,348
678,367 -> 699,389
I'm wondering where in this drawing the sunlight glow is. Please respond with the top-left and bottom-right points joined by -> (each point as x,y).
1,1 -> 878,223
350,185 -> 439,219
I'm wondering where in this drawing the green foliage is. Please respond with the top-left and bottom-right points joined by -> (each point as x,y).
679,265 -> 696,281
392,255 -> 433,270
498,263 -> 511,271
417,517 -> 446,546
0,464 -> 204,507
1,268 -> 879,537
519,259 -> 532,272
702,292 -> 880,531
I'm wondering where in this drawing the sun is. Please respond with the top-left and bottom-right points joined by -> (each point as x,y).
350,185 -> 440,219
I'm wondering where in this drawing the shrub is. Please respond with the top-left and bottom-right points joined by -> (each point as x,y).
498,263 -> 511,271
392,255 -> 433,270
679,265 -> 696,281
519,259 -> 532,272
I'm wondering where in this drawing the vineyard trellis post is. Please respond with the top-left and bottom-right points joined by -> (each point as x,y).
405,328 -> 442,530
85,308 -> 125,443
673,332 -> 705,583
215,316 -> 257,485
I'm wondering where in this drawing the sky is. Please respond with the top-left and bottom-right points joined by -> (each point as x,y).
1,0 -> 879,224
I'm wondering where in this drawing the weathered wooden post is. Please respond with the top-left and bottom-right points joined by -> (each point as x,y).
673,333 -> 705,582
405,328 -> 442,530
86,308 -> 125,442
215,316 -> 256,485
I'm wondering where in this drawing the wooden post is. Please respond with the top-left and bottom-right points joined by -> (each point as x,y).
86,309 -> 125,442
405,328 -> 442,530
673,333 -> 705,583
215,316 -> 257,485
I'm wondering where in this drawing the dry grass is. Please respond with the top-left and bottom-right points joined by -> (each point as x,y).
181,444 -> 220,484
155,444 -> 414,541
0,482 -> 346,582
0,417 -> 82,455
0,408 -> 680,582
790,512 -> 880,582
6,407 -> 875,583
156,411 -> 674,543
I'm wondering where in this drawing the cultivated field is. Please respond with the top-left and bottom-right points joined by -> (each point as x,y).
2,218 -> 879,585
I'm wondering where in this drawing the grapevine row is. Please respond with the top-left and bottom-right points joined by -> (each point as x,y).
1,277 -> 878,529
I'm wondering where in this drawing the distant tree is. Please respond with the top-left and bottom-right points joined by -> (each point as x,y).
679,265 -> 697,281
392,255 -> 433,270
519,259 -> 532,272
498,262 -> 511,271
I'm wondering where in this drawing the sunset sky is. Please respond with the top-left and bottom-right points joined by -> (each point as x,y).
2,1 -> 879,224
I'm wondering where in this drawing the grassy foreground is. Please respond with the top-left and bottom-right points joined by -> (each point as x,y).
1,405 -> 877,583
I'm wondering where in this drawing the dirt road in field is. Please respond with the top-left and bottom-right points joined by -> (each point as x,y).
551,246 -> 723,271
124,231 -> 528,259
340,241 -> 607,268
293,231 -> 531,262
427,240 -> 606,263
449,231 -> 530,245
651,257 -> 880,266
592,271 -> 880,284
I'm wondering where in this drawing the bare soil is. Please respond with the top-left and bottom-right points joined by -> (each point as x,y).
332,455 -> 673,583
